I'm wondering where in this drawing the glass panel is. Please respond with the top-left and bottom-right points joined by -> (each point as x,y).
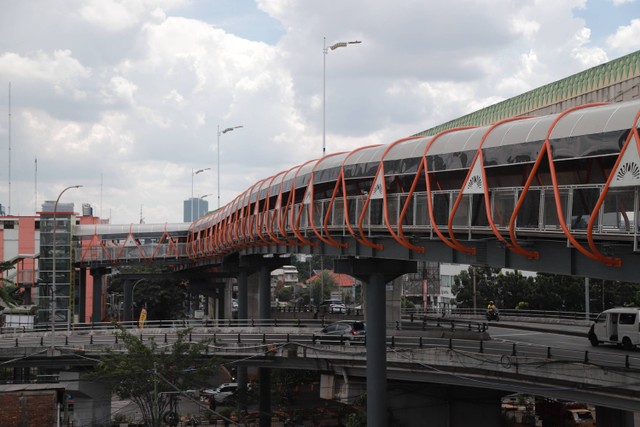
451,195 -> 469,227
370,199 -> 384,226
300,205 -> 309,228
570,187 -> 599,231
602,189 -> 636,232
432,193 -> 450,227
492,190 -> 515,228
346,198 -> 358,225
387,195 -> 399,226
516,189 -> 540,229
400,195 -> 414,226
543,189 -> 569,230
331,200 -> 345,227
312,201 -> 323,228
414,195 -> 430,227
471,194 -> 489,227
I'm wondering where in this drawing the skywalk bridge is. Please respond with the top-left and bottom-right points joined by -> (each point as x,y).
75,101 -> 640,282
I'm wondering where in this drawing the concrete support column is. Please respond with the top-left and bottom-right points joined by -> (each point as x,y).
259,367 -> 271,427
259,264 -> 271,319
238,270 -> 248,320
123,279 -> 132,322
367,271 -> 387,427
78,268 -> 87,323
90,269 -> 105,324
335,258 -> 416,427
595,406 -> 635,427
237,365 -> 248,413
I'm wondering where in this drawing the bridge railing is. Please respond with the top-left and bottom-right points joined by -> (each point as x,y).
298,184 -> 639,239
401,307 -> 597,323
73,183 -> 639,265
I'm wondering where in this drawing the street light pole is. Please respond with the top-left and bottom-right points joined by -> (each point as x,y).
197,193 -> 212,219
217,125 -> 243,209
51,184 -> 82,352
191,168 -> 210,221
322,37 -> 361,158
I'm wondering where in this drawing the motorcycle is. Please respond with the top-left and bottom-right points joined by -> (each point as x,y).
486,308 -> 500,321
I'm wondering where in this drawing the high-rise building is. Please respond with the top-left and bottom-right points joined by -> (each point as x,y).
183,197 -> 209,222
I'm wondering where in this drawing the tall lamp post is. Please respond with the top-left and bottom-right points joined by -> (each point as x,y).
197,193 -> 213,219
322,37 -> 361,158
191,168 -> 210,221
51,184 -> 82,351
217,125 -> 243,209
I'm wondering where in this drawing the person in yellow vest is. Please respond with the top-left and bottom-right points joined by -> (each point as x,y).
138,307 -> 147,329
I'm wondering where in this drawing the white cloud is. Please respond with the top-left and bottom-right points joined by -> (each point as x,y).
0,0 -> 635,223
607,19 -> 640,53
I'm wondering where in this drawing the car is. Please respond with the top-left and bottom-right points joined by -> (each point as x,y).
201,382 -> 239,403
319,299 -> 346,314
316,320 -> 366,342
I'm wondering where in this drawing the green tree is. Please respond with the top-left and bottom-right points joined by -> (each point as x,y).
108,268 -> 189,320
308,270 -> 338,304
93,325 -> 220,427
452,266 -> 501,308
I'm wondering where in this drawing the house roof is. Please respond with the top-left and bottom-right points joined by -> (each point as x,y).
306,270 -> 358,287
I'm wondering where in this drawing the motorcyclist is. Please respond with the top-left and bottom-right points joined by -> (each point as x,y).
486,301 -> 499,320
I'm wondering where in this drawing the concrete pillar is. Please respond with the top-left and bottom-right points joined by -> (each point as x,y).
259,264 -> 271,319
335,258 -> 417,427
90,269 -> 104,324
123,279 -> 132,322
367,270 -> 387,427
259,367 -> 271,427
596,406 -> 635,427
386,384 -> 504,427
78,268 -> 87,323
238,270 -> 248,320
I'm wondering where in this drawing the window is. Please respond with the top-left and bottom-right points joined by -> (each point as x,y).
619,312 -> 636,325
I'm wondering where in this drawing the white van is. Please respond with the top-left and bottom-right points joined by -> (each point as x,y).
588,307 -> 640,349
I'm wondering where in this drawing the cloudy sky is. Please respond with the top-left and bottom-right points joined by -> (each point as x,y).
1,0 -> 639,224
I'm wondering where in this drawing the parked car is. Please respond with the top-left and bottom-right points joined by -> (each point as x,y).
316,320 -> 366,342
319,299 -> 346,314
201,382 -> 238,403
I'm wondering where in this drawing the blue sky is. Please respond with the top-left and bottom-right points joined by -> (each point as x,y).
0,0 -> 639,224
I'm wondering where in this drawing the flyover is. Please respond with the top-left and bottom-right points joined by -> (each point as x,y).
1,318 -> 639,426
65,99 -> 640,426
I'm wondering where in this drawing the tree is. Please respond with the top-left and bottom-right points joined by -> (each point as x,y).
93,325 -> 220,427
452,266 -> 501,308
308,270 -> 338,304
108,267 -> 189,320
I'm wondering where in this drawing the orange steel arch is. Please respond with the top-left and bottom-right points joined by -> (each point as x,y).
115,224 -> 149,264
372,136 -> 425,252
305,152 -> 349,248
447,117 -> 533,254
508,103 -> 618,264
275,165 -> 302,246
80,227 -> 113,264
264,171 -> 289,246
253,177 -> 274,247
150,224 -> 180,260
586,110 -> 640,266
422,127 -> 478,254
329,145 -> 382,249
289,159 -> 319,247
233,189 -> 250,248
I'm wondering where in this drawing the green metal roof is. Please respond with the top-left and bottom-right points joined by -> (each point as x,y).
416,49 -> 640,137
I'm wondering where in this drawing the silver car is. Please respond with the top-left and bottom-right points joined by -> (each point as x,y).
316,320 -> 366,342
